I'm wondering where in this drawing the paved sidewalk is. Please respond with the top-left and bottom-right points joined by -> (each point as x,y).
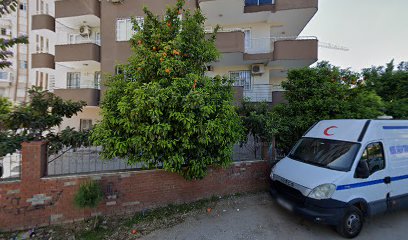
144,192 -> 408,240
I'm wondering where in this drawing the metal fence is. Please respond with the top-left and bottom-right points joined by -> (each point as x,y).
243,84 -> 284,102
46,141 -> 285,176
0,151 -> 22,181
47,146 -> 144,176
233,141 -> 265,161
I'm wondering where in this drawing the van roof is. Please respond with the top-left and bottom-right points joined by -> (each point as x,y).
304,119 -> 408,143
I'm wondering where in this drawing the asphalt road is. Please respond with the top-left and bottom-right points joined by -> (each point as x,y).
144,192 -> 408,240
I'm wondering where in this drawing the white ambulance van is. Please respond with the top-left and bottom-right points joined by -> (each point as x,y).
270,119 -> 408,238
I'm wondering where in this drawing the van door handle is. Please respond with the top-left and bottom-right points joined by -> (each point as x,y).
384,176 -> 391,184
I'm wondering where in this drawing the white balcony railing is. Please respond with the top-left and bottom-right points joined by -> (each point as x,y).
57,33 -> 101,46
243,84 -> 284,102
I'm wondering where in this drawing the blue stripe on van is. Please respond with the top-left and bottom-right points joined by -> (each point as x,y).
337,174 -> 408,191
383,126 -> 408,130
337,179 -> 384,190
391,175 -> 408,181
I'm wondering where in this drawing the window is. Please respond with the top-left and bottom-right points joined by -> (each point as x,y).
115,66 -> 124,75
67,72 -> 81,89
244,0 -> 275,6
116,17 -> 144,41
244,29 -> 251,51
36,34 -> 40,52
80,119 -> 93,131
1,28 -> 6,36
229,71 -> 251,90
0,72 -> 8,80
360,142 -> 385,175
19,60 -> 27,69
19,2 -> 27,11
288,137 -> 361,172
94,71 -> 101,89
95,32 -> 101,45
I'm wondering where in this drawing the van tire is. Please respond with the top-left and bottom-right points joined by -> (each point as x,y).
336,206 -> 363,238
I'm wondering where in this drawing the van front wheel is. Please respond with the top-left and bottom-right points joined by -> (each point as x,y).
336,206 -> 363,238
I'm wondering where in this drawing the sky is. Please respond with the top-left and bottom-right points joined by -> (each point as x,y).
301,0 -> 408,72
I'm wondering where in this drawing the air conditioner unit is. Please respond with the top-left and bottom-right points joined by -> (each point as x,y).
79,25 -> 92,37
251,64 -> 265,75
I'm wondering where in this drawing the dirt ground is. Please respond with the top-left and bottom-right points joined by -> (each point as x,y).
3,192 -> 408,240
143,192 -> 408,240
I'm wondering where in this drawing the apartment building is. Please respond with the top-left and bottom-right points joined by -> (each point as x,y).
0,0 -> 30,103
30,0 -> 318,130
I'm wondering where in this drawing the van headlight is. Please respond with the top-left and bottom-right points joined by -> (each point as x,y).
308,184 -> 336,200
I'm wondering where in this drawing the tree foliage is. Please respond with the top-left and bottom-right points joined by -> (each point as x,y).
363,60 -> 408,119
0,87 -> 88,157
237,100 -> 274,143
91,0 -> 243,180
270,62 -> 384,152
0,0 -> 28,69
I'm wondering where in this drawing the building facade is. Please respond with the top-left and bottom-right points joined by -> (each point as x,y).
29,0 -> 318,130
0,0 -> 30,103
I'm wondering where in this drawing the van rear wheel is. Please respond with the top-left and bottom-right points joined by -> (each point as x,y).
336,206 -> 363,238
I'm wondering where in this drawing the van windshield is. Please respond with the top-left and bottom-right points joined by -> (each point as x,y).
288,137 -> 360,172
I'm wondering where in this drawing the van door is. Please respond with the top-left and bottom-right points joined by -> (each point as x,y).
384,141 -> 408,210
352,142 -> 390,215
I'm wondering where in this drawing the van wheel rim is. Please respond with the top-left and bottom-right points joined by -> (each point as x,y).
346,213 -> 361,234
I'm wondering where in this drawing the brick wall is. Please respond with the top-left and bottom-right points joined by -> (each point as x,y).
0,142 -> 270,231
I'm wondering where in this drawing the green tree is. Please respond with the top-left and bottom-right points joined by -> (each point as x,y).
237,100 -> 276,159
0,87 -> 88,157
363,60 -> 408,118
91,0 -> 243,180
271,62 -> 384,152
0,96 -> 10,116
0,0 -> 29,69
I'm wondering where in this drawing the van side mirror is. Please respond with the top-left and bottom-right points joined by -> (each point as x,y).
355,160 -> 370,179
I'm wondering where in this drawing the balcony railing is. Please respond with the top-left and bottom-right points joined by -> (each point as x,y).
57,33 -> 101,46
243,84 -> 284,102
244,0 -> 275,6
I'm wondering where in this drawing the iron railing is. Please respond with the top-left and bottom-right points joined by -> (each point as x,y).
57,33 -> 101,46
46,141 -> 281,176
243,84 -> 284,102
0,151 -> 22,181
47,146 -> 146,176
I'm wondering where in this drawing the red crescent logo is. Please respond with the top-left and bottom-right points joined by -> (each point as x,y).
324,126 -> 337,136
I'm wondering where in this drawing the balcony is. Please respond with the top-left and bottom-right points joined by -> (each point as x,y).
55,43 -> 100,64
0,79 -> 11,88
213,31 -> 245,53
55,34 -> 101,67
273,39 -> 318,61
31,53 -> 55,69
243,36 -> 318,67
199,0 -> 317,26
55,0 -> 100,28
32,14 -> 55,32
54,88 -> 100,106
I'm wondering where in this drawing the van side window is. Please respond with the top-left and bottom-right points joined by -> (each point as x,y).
360,142 -> 385,175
